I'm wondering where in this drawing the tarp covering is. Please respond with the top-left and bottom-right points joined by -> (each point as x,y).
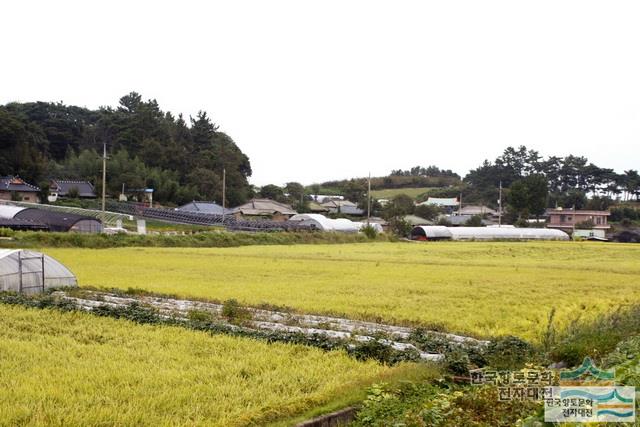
0,249 -> 77,293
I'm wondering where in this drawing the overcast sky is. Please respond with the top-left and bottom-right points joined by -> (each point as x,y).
2,1 -> 639,186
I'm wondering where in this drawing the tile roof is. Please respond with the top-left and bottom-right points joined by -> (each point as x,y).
0,176 -> 40,193
50,180 -> 96,197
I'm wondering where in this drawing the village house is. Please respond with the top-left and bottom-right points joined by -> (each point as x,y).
49,180 -> 96,199
545,208 -> 610,231
0,176 -> 40,203
176,201 -> 233,215
232,199 -> 298,222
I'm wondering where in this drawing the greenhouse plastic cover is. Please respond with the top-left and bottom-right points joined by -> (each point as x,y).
289,214 -> 364,233
0,205 -> 27,219
412,226 -> 569,240
0,249 -> 77,293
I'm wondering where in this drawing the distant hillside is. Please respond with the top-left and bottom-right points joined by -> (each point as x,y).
0,92 -> 252,206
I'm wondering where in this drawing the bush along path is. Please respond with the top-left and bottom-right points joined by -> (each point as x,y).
0,289 -> 488,365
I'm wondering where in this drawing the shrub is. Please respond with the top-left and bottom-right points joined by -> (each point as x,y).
465,215 -> 483,227
361,224 -> 378,239
485,336 -> 536,370
221,299 -> 252,324
550,304 -> 640,366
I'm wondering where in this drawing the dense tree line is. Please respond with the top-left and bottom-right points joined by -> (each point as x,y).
464,145 -> 640,209
0,93 -> 252,206
390,165 -> 460,179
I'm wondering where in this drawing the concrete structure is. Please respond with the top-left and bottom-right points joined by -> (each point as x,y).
546,208 -> 610,231
232,199 -> 298,221
0,249 -> 77,294
0,176 -> 40,203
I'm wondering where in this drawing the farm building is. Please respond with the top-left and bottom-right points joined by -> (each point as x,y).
0,206 -> 103,233
0,176 -> 40,203
232,199 -> 298,221
411,226 -> 569,241
0,249 -> 77,293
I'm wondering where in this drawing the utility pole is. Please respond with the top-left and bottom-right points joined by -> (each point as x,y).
498,180 -> 502,227
221,168 -> 226,224
101,143 -> 107,211
366,172 -> 371,225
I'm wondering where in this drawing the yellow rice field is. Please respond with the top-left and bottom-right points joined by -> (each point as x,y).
0,304 -> 408,426
48,241 -> 640,341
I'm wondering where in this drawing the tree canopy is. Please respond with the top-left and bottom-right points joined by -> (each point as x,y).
0,93 -> 252,206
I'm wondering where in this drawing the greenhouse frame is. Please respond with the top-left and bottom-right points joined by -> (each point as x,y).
0,249 -> 78,294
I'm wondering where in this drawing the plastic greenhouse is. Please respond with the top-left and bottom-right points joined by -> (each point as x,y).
411,226 -> 569,241
0,249 -> 78,294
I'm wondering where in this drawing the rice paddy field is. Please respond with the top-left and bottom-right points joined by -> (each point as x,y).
47,241 -> 640,342
0,304 -> 415,426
